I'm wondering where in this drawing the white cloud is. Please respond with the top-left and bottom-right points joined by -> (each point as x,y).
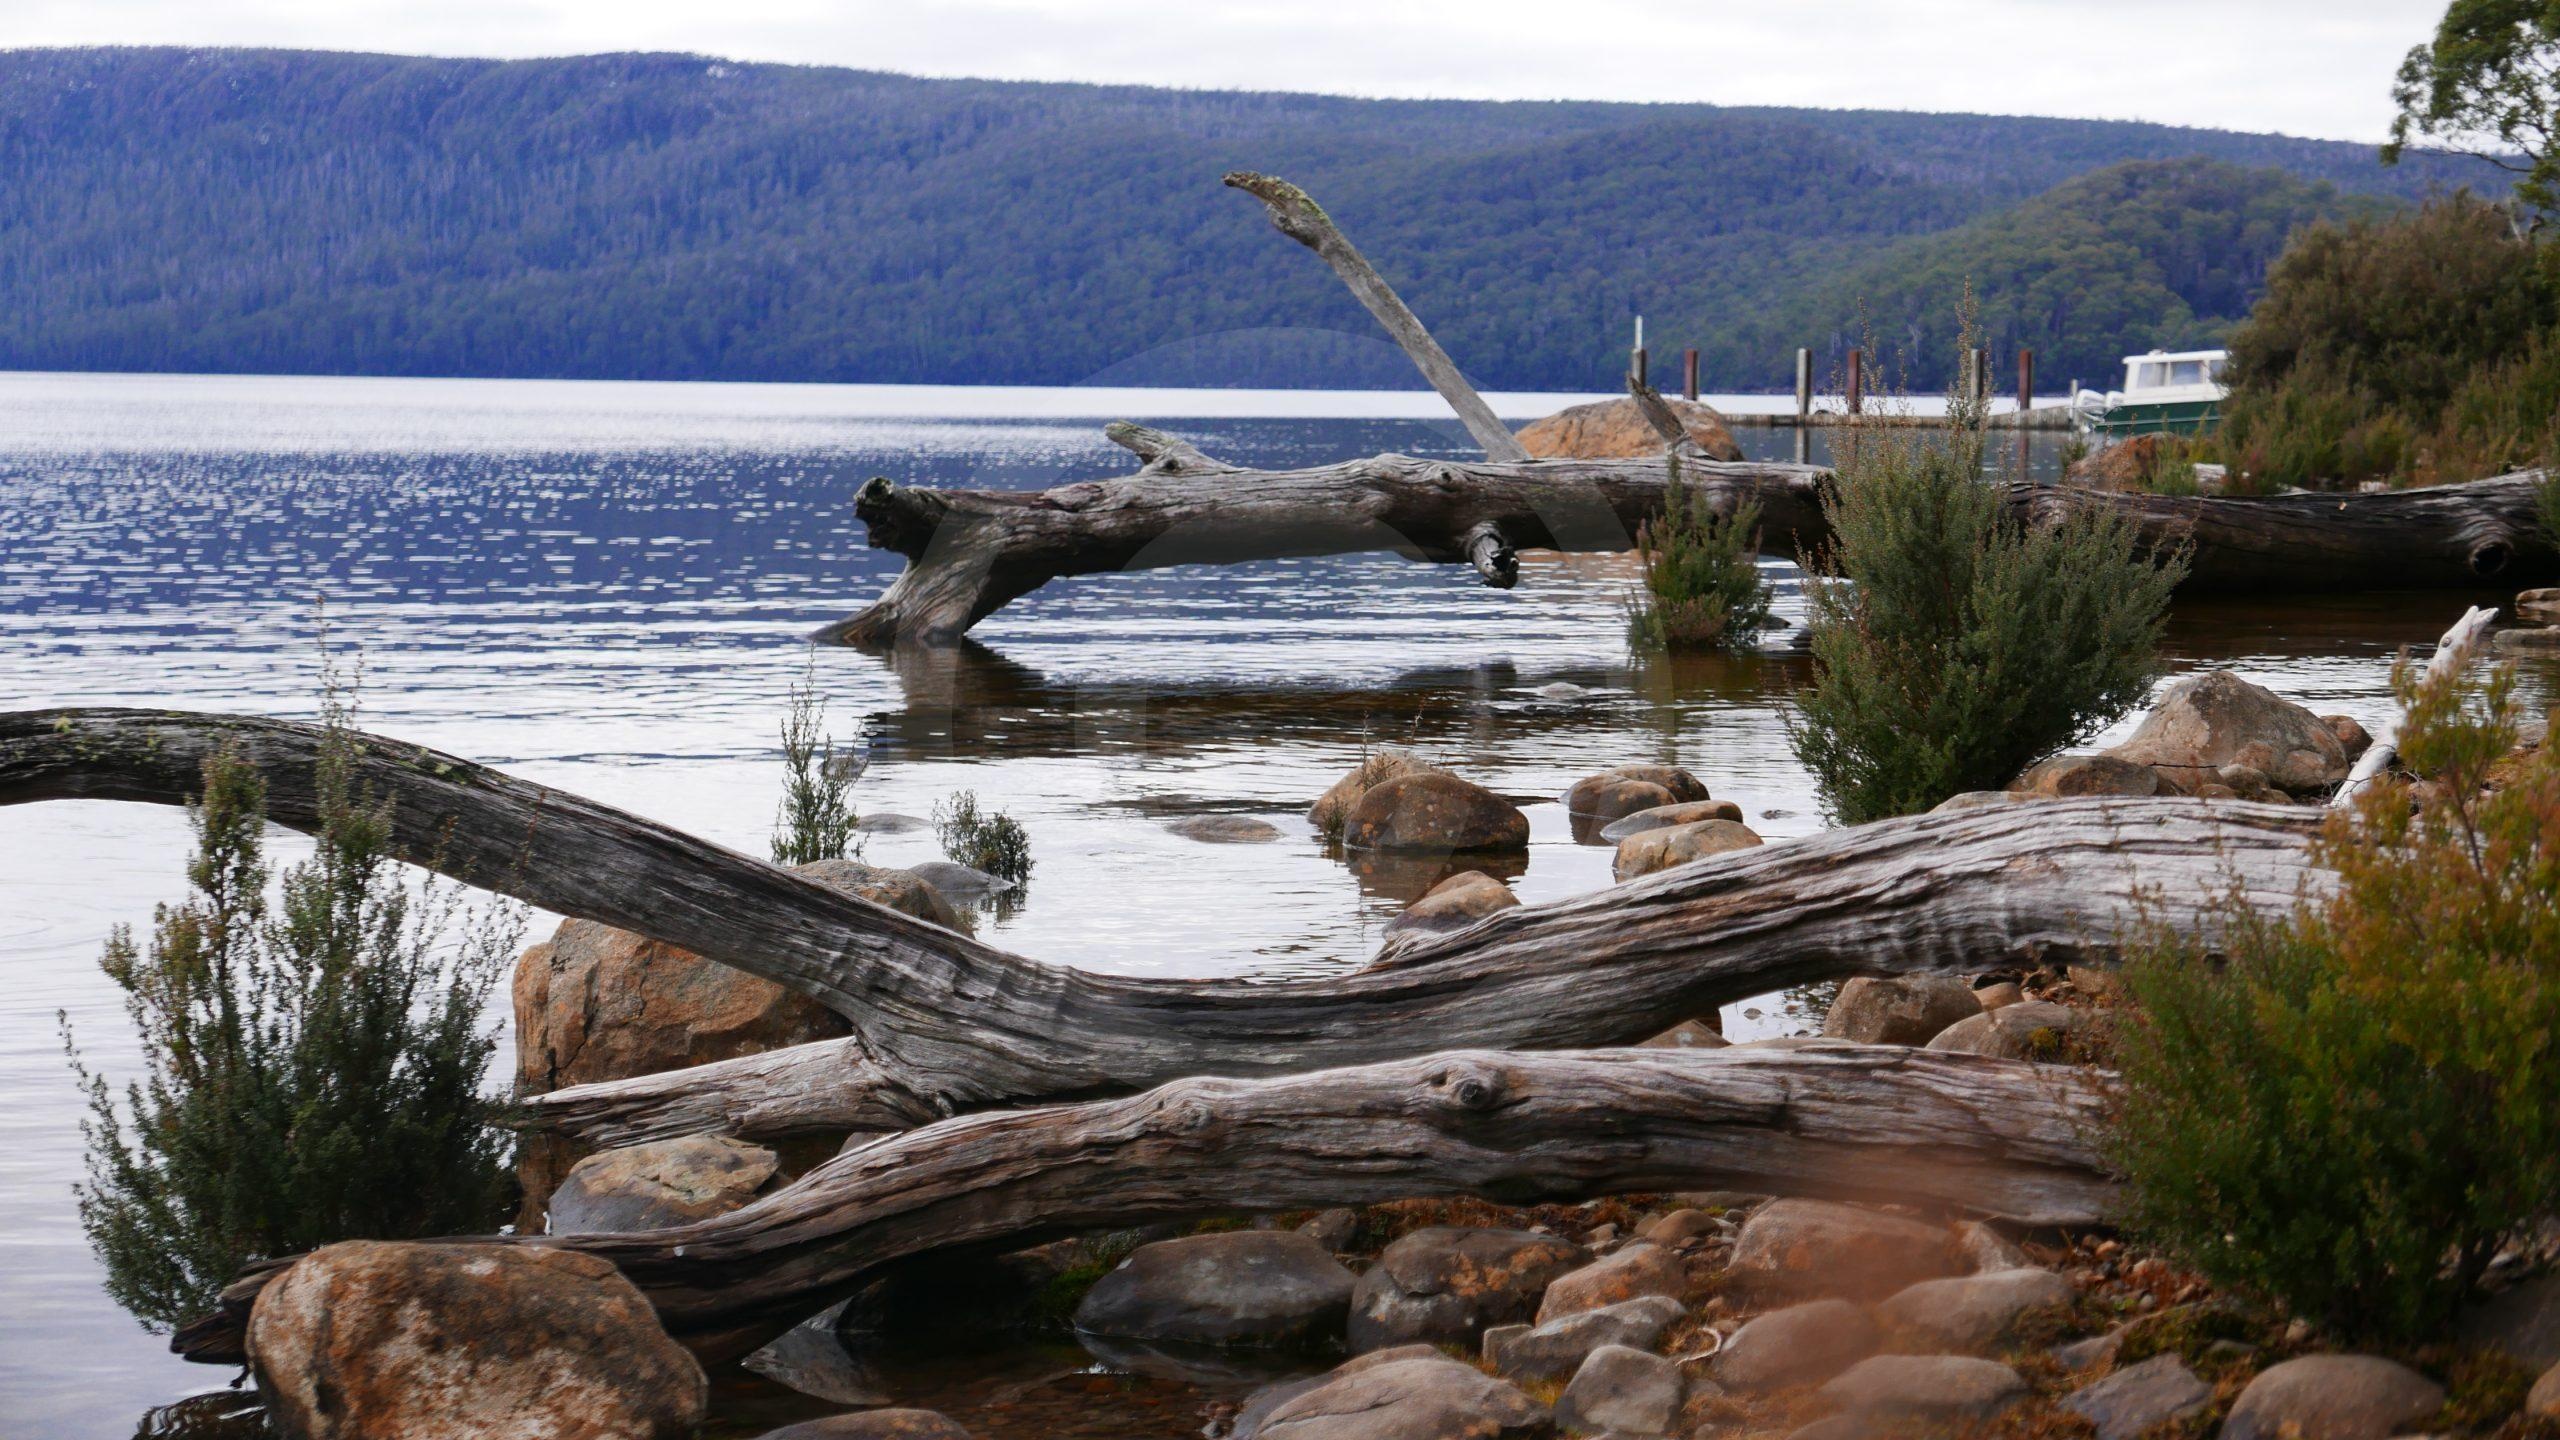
0,0 -> 2445,141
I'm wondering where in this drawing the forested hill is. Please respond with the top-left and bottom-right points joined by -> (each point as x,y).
0,48 -> 2464,391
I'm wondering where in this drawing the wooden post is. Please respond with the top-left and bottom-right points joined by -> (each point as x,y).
1631,315 -> 1647,388
1795,348 -> 1813,421
1847,348 -> 1864,416
2016,349 -> 2035,415
1683,347 -> 1699,402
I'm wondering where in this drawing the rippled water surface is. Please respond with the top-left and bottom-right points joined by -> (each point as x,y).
0,371 -> 2530,1438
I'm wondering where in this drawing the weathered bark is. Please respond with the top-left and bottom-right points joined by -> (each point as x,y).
2,707 -> 2324,1147
1224,171 -> 1530,464
822,445 -> 2554,646
2333,604 -> 2499,808
174,1044 -> 2117,1367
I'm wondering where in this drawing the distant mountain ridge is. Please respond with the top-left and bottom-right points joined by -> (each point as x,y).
0,47 -> 2465,391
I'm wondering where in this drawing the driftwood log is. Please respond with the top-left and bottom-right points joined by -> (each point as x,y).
3,707 -> 2324,1146
174,1044 -> 2117,1366
823,442 -> 2554,646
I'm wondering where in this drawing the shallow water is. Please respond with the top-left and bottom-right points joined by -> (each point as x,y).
0,371 -> 2536,1438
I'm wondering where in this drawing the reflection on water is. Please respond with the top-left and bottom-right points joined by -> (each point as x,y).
0,374 -> 2543,1439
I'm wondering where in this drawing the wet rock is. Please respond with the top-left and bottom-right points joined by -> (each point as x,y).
1612,818 -> 1763,880
2495,626 -> 2560,654
754,1412 -> 978,1439
1712,1299 -> 1882,1393
2061,1354 -> 2212,1440
1382,871 -> 1520,939
548,1134 -> 778,1235
1311,750 -> 1441,835
1556,1344 -> 1684,1436
1246,1349 -> 1548,1440
1925,1001 -> 2084,1060
514,857 -> 954,1095
903,859 -> 1015,898
1875,1268 -> 2073,1352
1535,1241 -> 1688,1323
1729,1199 -> 1959,1299
2106,669 -> 2350,795
1598,798 -> 1746,842
1167,815 -> 1284,843
2458,1271 -> 2560,1370
1073,1231 -> 1354,1350
742,1306 -> 892,1406
2012,753 -> 2163,799
1340,772 -> 1529,853
1821,975 -> 1980,1046
854,812 -> 931,834
1606,764 -> 1713,804
247,1240 -> 706,1440
1348,1226 -> 1588,1352
1564,773 -> 1680,827
2221,1354 -> 2444,1440
1639,1018 -> 1730,1049
1485,1294 -> 1686,1384
1931,790 -> 2030,813
1517,396 -> 1744,462
1817,1354 -> 2027,1421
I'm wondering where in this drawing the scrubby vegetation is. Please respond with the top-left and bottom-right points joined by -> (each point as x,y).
771,655 -> 862,867
2110,653 -> 2560,1342
935,790 -> 1034,885
1791,328 -> 2186,823
1627,460 -> 1775,651
61,684 -> 520,1331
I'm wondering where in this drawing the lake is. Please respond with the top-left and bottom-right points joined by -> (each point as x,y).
0,370 -> 2527,1438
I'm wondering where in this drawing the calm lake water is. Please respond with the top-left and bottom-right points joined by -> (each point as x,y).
0,370 -> 2533,1438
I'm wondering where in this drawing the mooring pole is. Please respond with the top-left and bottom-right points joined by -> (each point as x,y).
1795,348 -> 1813,423
1683,347 -> 1699,402
2017,349 -> 2035,415
1631,315 -> 1648,388
1847,348 -> 1864,416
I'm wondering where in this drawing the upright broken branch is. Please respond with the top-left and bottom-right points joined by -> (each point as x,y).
2332,604 -> 2500,808
1225,171 -> 1530,464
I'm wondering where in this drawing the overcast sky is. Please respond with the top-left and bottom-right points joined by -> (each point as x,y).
1,0 -> 2445,142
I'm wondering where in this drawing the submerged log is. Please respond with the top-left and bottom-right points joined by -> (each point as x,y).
2,708 -> 2324,1146
174,1044 -> 2118,1366
823,445 -> 2554,646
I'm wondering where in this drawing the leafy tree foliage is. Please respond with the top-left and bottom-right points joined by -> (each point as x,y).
2386,0 -> 2560,211
0,49 -> 2464,392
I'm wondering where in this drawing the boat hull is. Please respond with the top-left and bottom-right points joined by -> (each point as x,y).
2091,397 -> 2221,437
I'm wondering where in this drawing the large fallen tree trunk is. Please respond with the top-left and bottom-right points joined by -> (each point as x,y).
175,1044 -> 2118,1366
822,445 -> 2555,646
5,707 -> 2323,1146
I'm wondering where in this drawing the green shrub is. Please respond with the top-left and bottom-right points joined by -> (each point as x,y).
62,688 -> 520,1331
771,653 -> 861,866
2109,655 -> 2560,1342
935,790 -> 1033,885
1791,331 -> 2185,823
1628,458 -> 1775,651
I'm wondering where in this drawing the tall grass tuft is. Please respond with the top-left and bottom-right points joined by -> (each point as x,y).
1628,454 -> 1775,652
772,653 -> 862,866
2109,653 -> 2560,1341
61,674 -> 520,1331
1791,305 -> 2185,823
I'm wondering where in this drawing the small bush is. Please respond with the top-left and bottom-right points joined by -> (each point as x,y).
62,684 -> 520,1331
935,790 -> 1033,885
1628,457 -> 1775,651
771,653 -> 861,866
1791,312 -> 2186,823
2109,654 -> 2560,1342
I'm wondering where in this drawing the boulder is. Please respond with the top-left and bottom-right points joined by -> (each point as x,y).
1563,774 -> 1680,827
2457,1271 -> 2560,1370
247,1241 -> 706,1440
1073,1231 -> 1354,1350
1924,1001 -> 2083,1060
1167,815 -> 1284,843
1298,1208 -> 1363,1253
1599,798 -> 1746,842
513,858 -> 955,1095
1635,1208 -> 1726,1248
1534,1241 -> 1688,1323
1311,750 -> 1440,836
1485,1294 -> 1686,1384
2061,1354 -> 2212,1440
2519,588 -> 2560,625
1729,1199 -> 1959,1299
1874,1268 -> 2073,1352
1712,1299 -> 1882,1393
2011,754 -> 2162,799
1556,1344 -> 1684,1436
1954,1221 -> 2031,1273
1347,1226 -> 1588,1352
1821,976 -> 1980,1046
2220,1354 -> 2444,1440
1612,818 -> 1763,880
2529,1359 -> 2560,1420
1247,1350 -> 1548,1440
1382,871 -> 1520,940
1817,1354 -> 2027,1421
753,1414 -> 977,1440
1640,1018 -> 1730,1049
548,1134 -> 779,1235
1971,976 -> 2025,1010
902,859 -> 1013,898
2105,670 -> 2350,795
1516,396 -> 1744,462
1340,772 -> 1529,854
1609,764 -> 1713,804
2321,714 -> 2374,760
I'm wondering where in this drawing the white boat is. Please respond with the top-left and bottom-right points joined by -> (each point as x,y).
2070,349 -> 2229,437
